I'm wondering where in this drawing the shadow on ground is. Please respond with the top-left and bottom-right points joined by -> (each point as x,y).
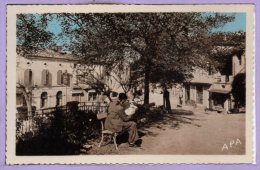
87,108 -> 207,154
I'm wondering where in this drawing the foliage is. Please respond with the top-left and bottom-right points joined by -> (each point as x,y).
56,13 -> 235,105
16,83 -> 37,117
16,14 -> 54,55
210,32 -> 245,75
16,106 -> 36,119
16,106 -> 101,155
16,13 -> 236,105
231,73 -> 246,107
16,106 -> 36,139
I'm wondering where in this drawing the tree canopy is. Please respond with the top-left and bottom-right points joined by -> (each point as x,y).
210,32 -> 245,75
17,12 -> 236,106
16,14 -> 54,55
57,12 -> 234,104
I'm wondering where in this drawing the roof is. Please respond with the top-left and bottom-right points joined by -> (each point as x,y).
21,48 -> 78,62
208,83 -> 232,94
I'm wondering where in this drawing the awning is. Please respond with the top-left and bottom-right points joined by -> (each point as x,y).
71,90 -> 84,94
209,83 -> 232,94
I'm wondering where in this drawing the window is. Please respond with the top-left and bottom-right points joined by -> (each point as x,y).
88,92 -> 97,101
196,85 -> 203,104
56,91 -> 62,106
111,91 -> 118,98
57,70 -> 63,85
42,69 -> 52,86
72,94 -> 81,102
41,92 -> 48,108
24,69 -> 33,86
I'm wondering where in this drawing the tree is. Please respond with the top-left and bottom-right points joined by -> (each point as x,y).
16,83 -> 34,118
57,13 -> 234,107
231,73 -> 246,108
74,60 -> 132,99
17,14 -> 54,55
210,32 -> 245,75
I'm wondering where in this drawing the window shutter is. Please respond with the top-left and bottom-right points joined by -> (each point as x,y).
67,75 -> 70,86
24,69 -> 29,86
29,70 -> 33,85
57,70 -> 62,85
61,73 -> 63,84
63,73 -> 70,86
48,72 -> 52,86
42,70 -> 47,85
63,73 -> 67,85
24,69 -> 33,86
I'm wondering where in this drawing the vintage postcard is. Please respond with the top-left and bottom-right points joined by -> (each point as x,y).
6,4 -> 255,164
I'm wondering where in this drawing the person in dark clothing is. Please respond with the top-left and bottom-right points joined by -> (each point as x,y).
163,89 -> 171,111
105,93 -> 139,146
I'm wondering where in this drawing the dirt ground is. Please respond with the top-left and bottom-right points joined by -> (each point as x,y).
87,109 -> 245,155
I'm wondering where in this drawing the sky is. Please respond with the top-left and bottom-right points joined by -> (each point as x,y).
45,12 -> 246,45
211,13 -> 246,32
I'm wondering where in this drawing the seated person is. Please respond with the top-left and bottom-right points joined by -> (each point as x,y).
105,93 -> 139,147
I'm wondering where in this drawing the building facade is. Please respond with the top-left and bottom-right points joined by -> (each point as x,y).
182,68 -> 214,110
208,52 -> 245,112
183,51 -> 245,112
16,47 -> 132,112
16,48 -> 84,110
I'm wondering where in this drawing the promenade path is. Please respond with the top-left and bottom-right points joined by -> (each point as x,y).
88,110 -> 245,155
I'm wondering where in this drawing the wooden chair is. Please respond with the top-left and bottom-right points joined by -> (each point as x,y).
97,112 -> 118,150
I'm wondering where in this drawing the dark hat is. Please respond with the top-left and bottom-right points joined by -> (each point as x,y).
118,93 -> 128,101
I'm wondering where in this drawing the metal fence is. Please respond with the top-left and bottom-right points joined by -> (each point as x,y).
16,102 -> 109,137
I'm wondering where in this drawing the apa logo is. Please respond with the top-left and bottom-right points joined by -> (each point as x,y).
222,138 -> 242,151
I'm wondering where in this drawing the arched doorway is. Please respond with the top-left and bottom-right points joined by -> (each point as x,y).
56,91 -> 63,106
40,92 -> 48,108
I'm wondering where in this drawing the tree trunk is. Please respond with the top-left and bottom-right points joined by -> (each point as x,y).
143,64 -> 150,105
164,89 -> 171,111
22,90 -> 32,118
143,41 -> 156,106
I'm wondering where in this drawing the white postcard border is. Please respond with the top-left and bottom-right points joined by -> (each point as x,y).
6,4 -> 255,164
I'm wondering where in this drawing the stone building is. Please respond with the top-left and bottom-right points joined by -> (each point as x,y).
16,47 -> 131,112
208,52 -> 245,112
183,68 -> 215,109
16,47 -> 85,110
183,51 -> 245,112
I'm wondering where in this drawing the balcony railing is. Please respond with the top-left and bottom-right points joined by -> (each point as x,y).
16,102 -> 109,137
